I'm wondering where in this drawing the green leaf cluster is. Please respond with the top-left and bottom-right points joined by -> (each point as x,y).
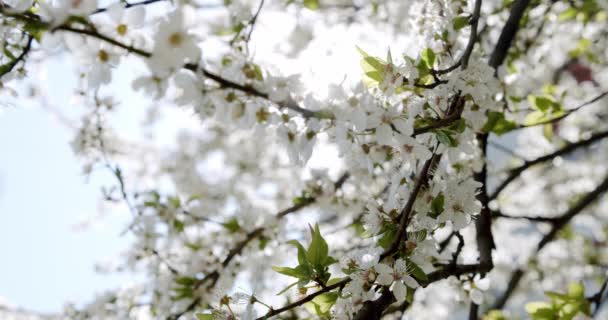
272,224 -> 338,288
172,276 -> 197,300
558,0 -> 605,24
356,46 -> 388,88
524,94 -> 565,129
525,283 -> 591,320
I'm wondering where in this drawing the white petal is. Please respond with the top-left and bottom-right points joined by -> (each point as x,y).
107,2 -> 124,23
375,263 -> 392,275
376,273 -> 393,286
470,288 -> 484,305
403,275 -> 419,289
476,277 -> 490,291
376,124 -> 393,146
126,6 -> 146,26
392,281 -> 407,302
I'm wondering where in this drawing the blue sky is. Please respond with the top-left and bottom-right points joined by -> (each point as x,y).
0,58 -> 135,313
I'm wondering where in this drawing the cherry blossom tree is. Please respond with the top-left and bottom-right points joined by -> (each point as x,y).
1,0 -> 608,319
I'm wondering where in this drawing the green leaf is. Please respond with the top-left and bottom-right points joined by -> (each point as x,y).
544,291 -> 569,301
276,280 -> 300,295
429,194 -> 444,219
453,16 -> 470,30
523,110 -> 547,126
222,218 -> 241,233
421,48 -> 436,69
322,255 -> 338,267
272,266 -> 308,279
483,310 -> 508,320
356,46 -> 389,87
528,95 -> 555,112
523,110 -> 565,126
175,276 -> 196,286
567,282 -> 585,299
406,259 -> 428,282
3,47 -> 16,61
482,111 -> 518,135
186,194 -> 203,203
173,219 -> 185,232
305,292 -> 338,316
0,63 -> 13,76
195,313 -> 213,320
168,196 -> 181,208
258,236 -> 269,250
543,123 -> 553,141
288,240 -> 309,266
568,38 -> 592,58
378,226 -> 397,249
23,21 -> 46,41
558,7 -> 578,21
525,302 -> 555,320
327,277 -> 346,286
303,0 -> 320,10
307,224 -> 329,267
435,130 -> 458,147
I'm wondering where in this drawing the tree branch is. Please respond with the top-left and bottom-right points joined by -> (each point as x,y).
0,35 -> 33,79
168,173 -> 349,319
489,129 -> 608,200
255,278 -> 351,320
380,153 -> 437,261
488,0 -> 531,69
518,90 -> 608,129
92,0 -> 168,15
492,175 -> 608,309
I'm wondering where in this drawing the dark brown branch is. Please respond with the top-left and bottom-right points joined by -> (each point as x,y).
0,9 -> 321,119
353,288 -> 396,320
426,263 -> 489,283
168,173 -> 349,319
489,129 -> 608,200
255,278 -> 351,320
0,35 -> 33,79
519,90 -> 608,129
451,232 -> 465,265
435,0 -> 483,74
488,0 -> 531,69
92,0 -> 167,14
413,100 -> 465,136
474,133 -> 494,273
245,0 -> 265,42
380,153 -> 437,261
469,301 -> 479,320
590,277 -> 608,316
492,210 -> 561,222
473,0 -> 532,281
461,0 -> 482,69
492,175 -> 608,309
438,231 -> 457,253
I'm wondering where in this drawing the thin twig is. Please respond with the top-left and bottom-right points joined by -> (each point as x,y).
246,0 -> 265,43
489,129 -> 608,200
492,175 -> 608,309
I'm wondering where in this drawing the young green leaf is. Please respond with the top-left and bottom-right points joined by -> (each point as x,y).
307,224 -> 329,267
287,240 -> 309,266
482,111 -> 518,135
272,266 -> 309,280
453,16 -> 470,30
303,0 -> 320,10
421,48 -> 436,69
196,313 -> 214,320
304,292 -> 338,316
